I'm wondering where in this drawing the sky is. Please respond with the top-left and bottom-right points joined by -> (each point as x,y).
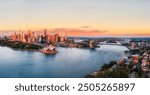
0,0 -> 150,36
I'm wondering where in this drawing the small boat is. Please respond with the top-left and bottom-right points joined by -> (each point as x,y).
40,45 -> 58,55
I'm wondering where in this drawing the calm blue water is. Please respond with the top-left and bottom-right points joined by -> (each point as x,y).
0,45 -> 128,78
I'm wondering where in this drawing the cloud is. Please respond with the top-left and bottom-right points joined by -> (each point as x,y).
80,26 -> 92,28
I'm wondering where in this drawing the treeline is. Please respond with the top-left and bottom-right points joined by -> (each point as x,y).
0,40 -> 42,50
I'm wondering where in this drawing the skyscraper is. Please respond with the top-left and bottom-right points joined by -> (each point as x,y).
27,30 -> 32,43
44,29 -> 47,43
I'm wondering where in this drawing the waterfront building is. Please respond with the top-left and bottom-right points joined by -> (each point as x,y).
41,34 -> 45,43
17,33 -> 21,41
27,31 -> 32,43
35,34 -> 40,43
59,36 -> 65,42
10,32 -> 17,41
44,29 -> 47,43
47,34 -> 51,43
31,32 -> 36,43
3,29 -> 64,44
24,33 -> 28,43
89,40 -> 94,48
131,42 -> 137,50
54,34 -> 59,43
21,32 -> 26,43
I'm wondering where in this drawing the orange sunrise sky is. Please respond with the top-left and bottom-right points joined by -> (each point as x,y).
0,0 -> 150,36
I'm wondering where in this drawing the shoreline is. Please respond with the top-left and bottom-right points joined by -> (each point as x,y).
0,40 -> 42,51
0,43 -> 128,78
85,41 -> 150,78
0,45 -> 39,51
12,48 -> 39,51
1,39 -> 150,78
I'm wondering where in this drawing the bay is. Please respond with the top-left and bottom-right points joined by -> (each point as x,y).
0,45 -> 128,78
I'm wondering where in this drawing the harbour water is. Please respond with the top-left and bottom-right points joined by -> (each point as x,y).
0,45 -> 128,78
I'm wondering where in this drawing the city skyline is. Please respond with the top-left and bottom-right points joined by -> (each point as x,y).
0,0 -> 150,36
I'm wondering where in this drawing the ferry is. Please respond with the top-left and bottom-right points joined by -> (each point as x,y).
40,45 -> 57,55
